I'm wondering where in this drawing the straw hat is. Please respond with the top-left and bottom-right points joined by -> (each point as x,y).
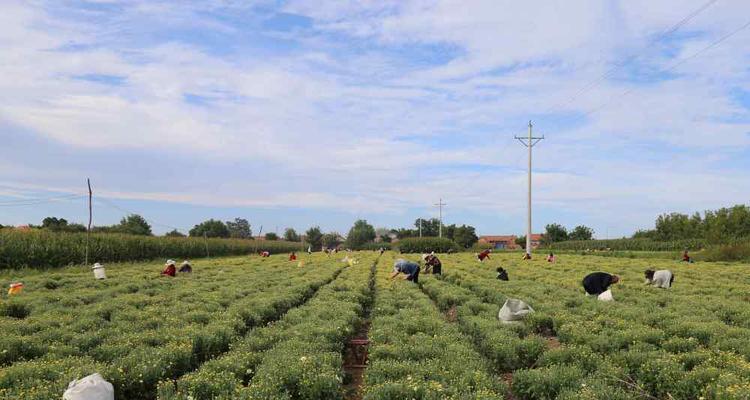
166,259 -> 176,266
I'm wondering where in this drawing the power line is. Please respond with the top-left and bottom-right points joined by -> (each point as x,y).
0,194 -> 85,207
579,18 -> 750,119
541,0 -> 721,116
95,197 -> 189,232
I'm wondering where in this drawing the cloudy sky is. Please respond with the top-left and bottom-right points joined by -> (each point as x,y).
1,0 -> 749,237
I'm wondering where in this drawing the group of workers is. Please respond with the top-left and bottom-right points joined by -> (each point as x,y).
160,259 -> 193,277
391,250 -> 679,300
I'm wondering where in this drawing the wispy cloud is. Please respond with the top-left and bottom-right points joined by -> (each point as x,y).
0,0 -> 749,235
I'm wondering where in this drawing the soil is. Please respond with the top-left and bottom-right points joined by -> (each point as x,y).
445,305 -> 458,323
545,336 -> 562,349
502,373 -> 518,400
343,321 -> 371,400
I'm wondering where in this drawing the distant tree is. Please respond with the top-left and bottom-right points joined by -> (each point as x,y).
568,225 -> 594,241
116,215 -> 152,236
305,226 -> 323,250
375,228 -> 393,243
414,218 -> 440,237
443,224 -> 457,240
395,228 -> 417,239
453,225 -> 478,248
283,228 -> 300,242
265,232 -> 279,241
226,218 -> 252,239
515,235 -> 526,247
165,229 -> 185,237
323,232 -> 343,249
346,219 -> 376,248
190,219 -> 230,238
41,217 -> 86,233
632,229 -> 657,239
543,223 -> 568,244
0,223 -> 4,229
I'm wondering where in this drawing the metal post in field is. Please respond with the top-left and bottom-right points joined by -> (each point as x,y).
434,199 -> 446,238
85,178 -> 92,266
515,121 -> 544,256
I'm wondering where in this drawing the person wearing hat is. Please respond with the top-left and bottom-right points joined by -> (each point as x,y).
178,260 -> 192,273
289,252 -> 297,261
161,260 -> 177,277
389,258 -> 420,283
424,254 -> 442,275
582,272 -> 619,295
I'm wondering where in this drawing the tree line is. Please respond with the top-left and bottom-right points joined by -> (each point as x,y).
632,204 -> 750,243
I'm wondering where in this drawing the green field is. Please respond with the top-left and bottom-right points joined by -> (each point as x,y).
1,252 -> 749,399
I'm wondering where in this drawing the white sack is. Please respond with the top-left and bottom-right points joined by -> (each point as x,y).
63,373 -> 114,400
598,289 -> 614,302
498,299 -> 534,323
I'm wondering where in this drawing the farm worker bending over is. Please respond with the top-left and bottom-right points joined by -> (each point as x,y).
289,252 -> 297,261
161,260 -> 176,277
390,259 -> 420,283
424,254 -> 442,274
682,250 -> 693,263
496,267 -> 509,281
546,253 -> 555,263
477,249 -> 491,262
582,272 -> 619,295
522,252 -> 531,260
307,245 -> 312,254
644,269 -> 674,289
260,251 -> 270,257
178,260 -> 192,273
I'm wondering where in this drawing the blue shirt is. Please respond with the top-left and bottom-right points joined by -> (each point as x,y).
394,260 -> 419,276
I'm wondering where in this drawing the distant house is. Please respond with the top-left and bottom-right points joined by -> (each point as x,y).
478,234 -> 544,250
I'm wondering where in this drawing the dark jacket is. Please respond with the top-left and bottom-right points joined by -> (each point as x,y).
582,272 -> 614,295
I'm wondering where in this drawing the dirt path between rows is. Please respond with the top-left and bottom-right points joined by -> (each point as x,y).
343,321 -> 371,400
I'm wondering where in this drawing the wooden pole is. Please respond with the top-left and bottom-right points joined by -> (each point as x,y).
85,179 -> 92,266
255,225 -> 263,254
203,232 -> 210,259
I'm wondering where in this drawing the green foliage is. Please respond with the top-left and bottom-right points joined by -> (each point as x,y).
41,217 -> 87,233
0,255 -> 351,399
395,237 -> 460,253
452,224 -> 478,248
283,228 -> 299,242
546,237 -> 708,251
640,204 -> 750,243
544,223 -> 568,244
264,232 -> 279,241
164,229 -> 185,237
697,242 -> 750,262
226,218 -> 252,239
190,219 -> 229,238
568,225 -> 594,241
322,232 -> 342,249
0,230 -> 302,269
346,219 -> 376,248
116,214 -> 153,236
305,226 -> 323,251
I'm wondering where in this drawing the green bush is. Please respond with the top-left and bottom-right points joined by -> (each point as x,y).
545,238 -> 707,251
0,230 -> 303,269
395,237 -> 460,254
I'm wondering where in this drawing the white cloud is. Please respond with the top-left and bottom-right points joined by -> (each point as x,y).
1,0 -> 749,235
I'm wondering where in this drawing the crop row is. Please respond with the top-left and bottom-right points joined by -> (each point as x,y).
0,229 -> 303,269
437,253 -> 750,399
362,254 -> 503,399
0,255 -> 343,400
157,254 -> 378,399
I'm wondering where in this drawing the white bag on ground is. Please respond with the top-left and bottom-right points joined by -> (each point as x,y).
498,299 -> 534,323
598,289 -> 614,302
63,373 -> 114,400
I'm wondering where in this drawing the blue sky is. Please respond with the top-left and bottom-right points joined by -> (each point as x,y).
1,0 -> 749,237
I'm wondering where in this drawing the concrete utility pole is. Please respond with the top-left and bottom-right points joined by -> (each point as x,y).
515,121 -> 544,256
434,199 -> 446,238
419,219 -> 422,238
